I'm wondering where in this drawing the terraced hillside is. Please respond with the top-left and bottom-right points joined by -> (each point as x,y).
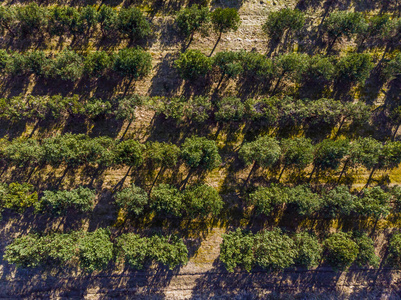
1,0 -> 401,298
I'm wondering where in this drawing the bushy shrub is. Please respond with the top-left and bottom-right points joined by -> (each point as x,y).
293,231 -> 322,268
183,184 -> 223,217
215,97 -> 245,121
148,235 -> 189,270
175,50 -> 212,81
181,136 -> 221,170
113,48 -> 152,80
116,233 -> 149,269
354,232 -> 379,268
0,182 -> 38,212
248,185 -> 288,216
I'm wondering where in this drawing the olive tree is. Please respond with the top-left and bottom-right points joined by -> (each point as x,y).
113,48 -> 152,82
115,184 -> 148,216
323,232 -> 359,270
176,5 -> 210,48
150,184 -> 183,217
174,49 -> 212,81
183,184 -> 223,217
210,8 -> 241,55
116,7 -> 151,41
180,136 -> 221,171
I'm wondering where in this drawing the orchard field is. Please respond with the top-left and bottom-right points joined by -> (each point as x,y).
1,0 -> 401,298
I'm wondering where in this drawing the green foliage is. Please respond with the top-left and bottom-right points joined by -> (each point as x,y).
274,52 -> 309,82
281,137 -> 314,170
349,137 -> 382,170
114,95 -> 145,121
335,53 -> 373,84
116,7 -> 151,40
113,48 -> 152,80
48,49 -> 84,81
253,228 -> 297,270
388,233 -> 401,267
248,185 -> 288,216
186,96 -> 212,122
355,187 -> 391,219
287,185 -> 322,216
36,187 -> 96,215
239,136 -> 281,168
150,184 -> 183,217
354,232 -> 379,268
78,228 -> 113,272
176,5 -> 210,39
26,50 -> 48,76
213,51 -> 243,80
4,138 -> 44,167
181,136 -> 221,170
116,233 -> 148,269
323,11 -> 366,42
146,141 -> 180,169
293,231 -> 322,268
148,235 -> 189,269
383,53 -> 401,80
215,97 -> 245,121
4,234 -> 44,267
183,184 -> 223,217
262,8 -> 305,41
322,186 -> 356,218
114,139 -> 145,167
84,51 -> 112,78
0,182 -> 38,212
211,8 -> 240,34
302,55 -> 335,85
220,229 -> 254,272
240,50 -> 273,80
175,50 -> 212,80
16,3 -> 48,36
378,141 -> 401,170
115,184 -> 148,216
98,5 -> 117,36
314,139 -> 350,171
324,232 -> 359,270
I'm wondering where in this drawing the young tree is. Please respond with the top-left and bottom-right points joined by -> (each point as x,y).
287,185 -> 322,216
116,233 -> 149,269
323,11 -> 367,52
220,229 -> 255,272
116,7 -> 151,41
215,97 -> 245,122
114,139 -> 145,168
26,50 -> 48,76
36,187 -> 96,215
354,232 -> 379,268
148,235 -> 188,270
4,234 -> 44,268
0,182 -> 38,213
98,5 -> 118,37
210,8 -> 241,55
293,231 -> 322,268
271,52 -> 308,94
322,186 -> 356,218
174,49 -> 212,81
150,184 -> 183,217
301,55 -> 335,88
335,52 -> 373,86
78,228 -> 114,272
253,228 -> 297,270
280,137 -> 314,179
323,232 -> 359,270
183,184 -> 223,217
15,3 -> 48,37
312,139 -> 350,178
354,187 -> 391,219
239,136 -> 281,180
248,184 -> 288,216
180,136 -> 221,171
213,51 -> 243,87
114,184 -> 148,216
388,233 -> 401,267
185,96 -> 212,122
262,8 -> 305,43
84,51 -> 112,78
240,50 -> 274,82
4,139 -> 44,168
0,6 -> 16,36
47,49 -> 84,81
176,5 -> 210,48
113,48 -> 152,82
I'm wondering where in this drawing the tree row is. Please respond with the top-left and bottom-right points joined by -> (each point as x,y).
221,228 -> 401,272
0,48 -> 152,81
0,182 -> 223,219
4,228 -> 188,271
3,134 -> 401,186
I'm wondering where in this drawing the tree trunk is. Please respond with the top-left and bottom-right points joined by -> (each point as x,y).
184,32 -> 195,51
364,165 -> 377,190
326,35 -> 339,54
337,159 -> 349,184
392,123 -> 400,141
278,164 -> 286,182
149,166 -> 164,194
210,31 -> 222,57
271,71 -> 286,95
308,163 -> 317,183
243,161 -> 258,189
334,116 -> 347,139
119,118 -> 134,142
